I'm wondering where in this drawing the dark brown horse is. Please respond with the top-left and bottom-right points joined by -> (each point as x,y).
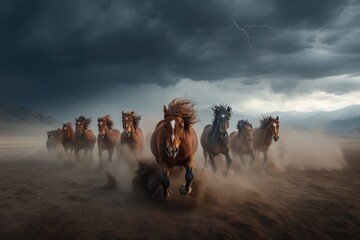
97,115 -> 121,167
46,128 -> 63,152
121,111 -> 144,154
150,98 -> 198,198
74,116 -> 96,161
200,104 -> 233,173
62,123 -> 74,155
229,120 -> 255,167
253,116 -> 280,169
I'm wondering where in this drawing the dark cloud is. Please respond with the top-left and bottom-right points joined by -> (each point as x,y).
0,0 -> 359,109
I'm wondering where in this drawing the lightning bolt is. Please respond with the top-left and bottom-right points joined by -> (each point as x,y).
233,20 -> 273,55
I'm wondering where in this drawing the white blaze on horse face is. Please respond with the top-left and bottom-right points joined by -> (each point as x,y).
170,120 -> 175,143
222,114 -> 225,118
125,118 -> 128,128
273,123 -> 278,133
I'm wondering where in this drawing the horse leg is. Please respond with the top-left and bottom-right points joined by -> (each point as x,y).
203,150 -> 208,167
160,164 -> 171,198
224,150 -> 233,175
250,151 -> 256,169
98,149 -> 103,168
208,153 -> 217,173
75,148 -> 80,162
263,151 -> 268,170
180,156 -> 194,195
108,148 -> 114,162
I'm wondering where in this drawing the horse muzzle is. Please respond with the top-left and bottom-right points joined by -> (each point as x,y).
273,136 -> 279,142
99,134 -> 105,139
166,147 -> 179,158
123,131 -> 131,137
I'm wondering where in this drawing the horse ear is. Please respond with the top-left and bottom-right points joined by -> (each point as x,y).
269,116 -> 272,120
276,116 -> 279,120
163,105 -> 167,113
75,118 -> 78,122
122,111 -> 124,116
131,111 -> 134,114
227,106 -> 232,113
63,123 -> 65,126
97,118 -> 100,122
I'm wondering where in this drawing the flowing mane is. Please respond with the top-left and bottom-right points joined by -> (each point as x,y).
164,98 -> 198,132
99,115 -> 114,129
236,119 -> 252,132
77,116 -> 91,129
211,104 -> 232,126
259,116 -> 273,129
122,111 -> 141,129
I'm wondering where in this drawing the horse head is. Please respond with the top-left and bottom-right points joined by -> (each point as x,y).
97,118 -> 108,139
122,111 -> 134,138
212,105 -> 232,138
47,131 -> 55,142
238,120 -> 253,145
268,116 -> 280,141
62,123 -> 73,139
163,106 -> 185,158
75,118 -> 85,135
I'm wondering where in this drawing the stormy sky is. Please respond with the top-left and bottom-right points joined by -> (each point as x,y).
1,0 -> 360,122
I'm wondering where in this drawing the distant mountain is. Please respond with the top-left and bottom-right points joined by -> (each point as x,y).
0,105 -> 60,136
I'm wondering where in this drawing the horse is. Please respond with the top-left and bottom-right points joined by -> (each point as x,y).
120,111 -> 144,154
200,104 -> 233,174
97,115 -> 121,167
150,98 -> 198,198
253,116 -> 280,170
74,116 -> 96,161
62,123 -> 74,155
46,128 -> 63,152
229,120 -> 255,168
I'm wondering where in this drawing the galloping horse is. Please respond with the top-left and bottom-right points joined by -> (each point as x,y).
200,104 -> 233,173
253,116 -> 280,169
74,116 -> 96,161
229,120 -> 255,167
62,123 -> 74,155
97,115 -> 121,166
46,128 -> 63,152
150,98 -> 198,198
121,111 -> 144,154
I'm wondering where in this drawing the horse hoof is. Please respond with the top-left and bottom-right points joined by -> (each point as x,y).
179,184 -> 192,195
163,190 -> 171,199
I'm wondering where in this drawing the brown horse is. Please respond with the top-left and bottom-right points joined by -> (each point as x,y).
62,123 -> 74,155
46,128 -> 63,152
74,116 -> 96,161
253,116 -> 280,169
200,104 -> 233,174
150,98 -> 198,198
97,115 -> 121,167
121,111 -> 144,154
229,120 -> 255,167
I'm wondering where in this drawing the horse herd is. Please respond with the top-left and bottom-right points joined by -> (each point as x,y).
46,97 -> 280,198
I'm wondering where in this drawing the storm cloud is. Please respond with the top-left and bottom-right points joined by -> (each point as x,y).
0,0 -> 359,110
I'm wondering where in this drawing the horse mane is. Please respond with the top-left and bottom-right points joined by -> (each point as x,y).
211,104 -> 232,125
123,111 -> 141,129
237,119 -> 252,132
99,115 -> 114,130
77,116 -> 91,129
164,98 -> 198,132
64,122 -> 73,129
259,116 -> 275,129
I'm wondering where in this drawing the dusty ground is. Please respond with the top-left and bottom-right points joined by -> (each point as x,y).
0,136 -> 359,240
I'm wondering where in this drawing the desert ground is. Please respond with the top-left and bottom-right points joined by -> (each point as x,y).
0,131 -> 359,240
